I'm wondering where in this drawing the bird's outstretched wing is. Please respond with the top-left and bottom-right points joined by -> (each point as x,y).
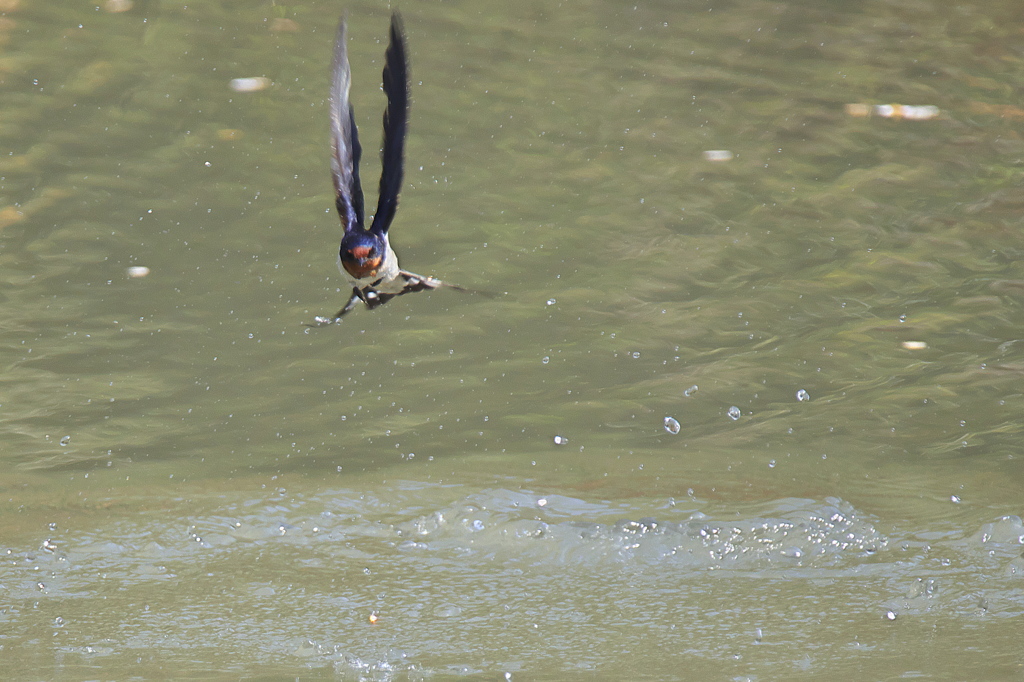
330,17 -> 365,232
369,13 -> 408,236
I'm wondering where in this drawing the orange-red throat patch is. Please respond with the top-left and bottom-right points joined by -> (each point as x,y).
343,256 -> 382,279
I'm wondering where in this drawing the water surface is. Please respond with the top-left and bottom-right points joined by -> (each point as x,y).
2,0 -> 1024,678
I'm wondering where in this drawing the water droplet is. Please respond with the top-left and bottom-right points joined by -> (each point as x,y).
470,519 -> 485,531
59,435 -> 71,447
553,435 -> 568,445
631,351 -> 641,359
768,460 -> 776,468
727,406 -> 741,421
546,298 -> 556,306
663,417 -> 681,435
684,385 -> 698,397
434,604 -> 463,618
796,389 -> 810,402
885,610 -> 897,621
541,356 -> 550,364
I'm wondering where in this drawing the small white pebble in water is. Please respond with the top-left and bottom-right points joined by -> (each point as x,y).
59,435 -> 71,447
553,435 -> 568,445
229,77 -> 271,92
664,417 -> 681,435
127,266 -> 150,278
727,406 -> 741,421
703,149 -> 734,161
546,298 -> 556,306
684,385 -> 698,397
885,610 -> 897,621
902,340 -> 928,350
796,389 -> 810,402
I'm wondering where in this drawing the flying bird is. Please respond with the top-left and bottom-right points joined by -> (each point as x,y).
310,13 -> 461,326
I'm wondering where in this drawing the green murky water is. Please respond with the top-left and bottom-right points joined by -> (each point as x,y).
2,0 -> 1024,678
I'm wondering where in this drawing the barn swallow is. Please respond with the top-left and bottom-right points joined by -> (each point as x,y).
310,13 -> 460,326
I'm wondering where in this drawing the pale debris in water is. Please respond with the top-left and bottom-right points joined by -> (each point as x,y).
269,18 -> 300,32
127,266 -> 150,278
229,77 -> 271,93
845,103 -> 940,121
902,341 -> 928,350
703,149 -> 734,162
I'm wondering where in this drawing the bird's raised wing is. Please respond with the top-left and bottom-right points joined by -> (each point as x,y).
330,17 -> 365,232
369,13 -> 408,236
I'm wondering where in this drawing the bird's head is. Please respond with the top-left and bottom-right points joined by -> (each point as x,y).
339,231 -> 384,279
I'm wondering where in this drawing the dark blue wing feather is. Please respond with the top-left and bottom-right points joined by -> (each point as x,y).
330,17 -> 365,232
369,13 -> 408,235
